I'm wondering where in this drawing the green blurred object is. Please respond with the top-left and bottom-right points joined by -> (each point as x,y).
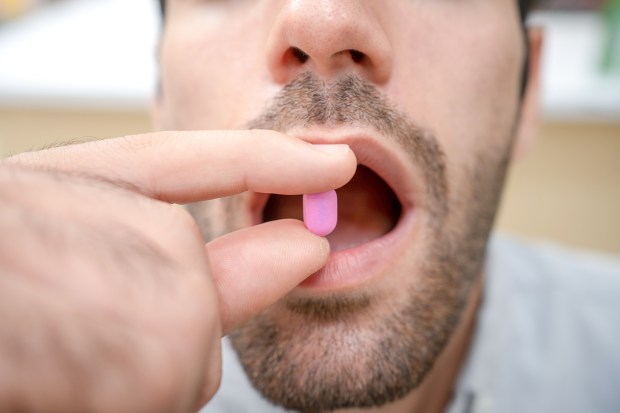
601,0 -> 620,74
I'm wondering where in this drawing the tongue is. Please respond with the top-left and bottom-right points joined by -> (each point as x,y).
263,166 -> 401,251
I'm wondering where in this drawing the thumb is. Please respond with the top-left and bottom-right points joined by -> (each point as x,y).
205,219 -> 329,335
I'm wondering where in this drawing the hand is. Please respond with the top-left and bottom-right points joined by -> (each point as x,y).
0,130 -> 356,413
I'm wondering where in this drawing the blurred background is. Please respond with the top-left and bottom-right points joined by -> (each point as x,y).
0,0 -> 619,254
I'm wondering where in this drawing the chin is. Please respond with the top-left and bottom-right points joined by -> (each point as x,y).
193,72 -> 512,411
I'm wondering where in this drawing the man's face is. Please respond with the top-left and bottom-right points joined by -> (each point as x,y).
157,1 -> 526,411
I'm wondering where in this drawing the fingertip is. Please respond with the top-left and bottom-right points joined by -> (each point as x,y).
312,144 -> 351,156
312,230 -> 332,267
206,219 -> 333,334
245,132 -> 358,194
273,219 -> 332,272
309,143 -> 357,189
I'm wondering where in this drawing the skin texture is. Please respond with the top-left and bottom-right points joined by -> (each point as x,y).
224,72 -> 492,411
0,1 -> 540,413
153,0 -> 537,412
0,133 -> 356,412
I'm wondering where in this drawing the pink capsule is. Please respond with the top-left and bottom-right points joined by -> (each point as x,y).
303,190 -> 338,237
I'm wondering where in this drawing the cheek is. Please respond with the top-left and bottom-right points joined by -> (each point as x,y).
160,24 -> 267,130
391,20 -> 523,185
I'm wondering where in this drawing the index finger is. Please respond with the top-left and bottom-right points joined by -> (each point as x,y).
4,130 -> 357,203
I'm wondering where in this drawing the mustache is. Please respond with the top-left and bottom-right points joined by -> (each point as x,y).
247,72 -> 418,141
246,71 -> 448,218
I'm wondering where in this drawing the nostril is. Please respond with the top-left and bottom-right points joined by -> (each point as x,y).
292,47 -> 310,64
350,49 -> 365,63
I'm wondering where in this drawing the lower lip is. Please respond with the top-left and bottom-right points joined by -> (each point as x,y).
297,210 -> 415,293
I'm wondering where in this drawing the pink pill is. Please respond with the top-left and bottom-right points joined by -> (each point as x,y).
303,190 -> 338,237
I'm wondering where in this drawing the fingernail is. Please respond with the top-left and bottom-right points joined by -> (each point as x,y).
312,144 -> 350,156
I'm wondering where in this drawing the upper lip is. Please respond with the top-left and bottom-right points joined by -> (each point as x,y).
249,127 -> 421,224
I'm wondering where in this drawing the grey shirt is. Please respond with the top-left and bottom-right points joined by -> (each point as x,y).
201,235 -> 620,413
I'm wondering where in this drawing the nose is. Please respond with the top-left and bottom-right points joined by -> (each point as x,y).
266,0 -> 393,85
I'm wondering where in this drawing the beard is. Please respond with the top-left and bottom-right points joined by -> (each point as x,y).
188,72 -> 514,412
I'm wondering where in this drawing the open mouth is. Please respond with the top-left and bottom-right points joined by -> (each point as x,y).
262,165 -> 403,251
